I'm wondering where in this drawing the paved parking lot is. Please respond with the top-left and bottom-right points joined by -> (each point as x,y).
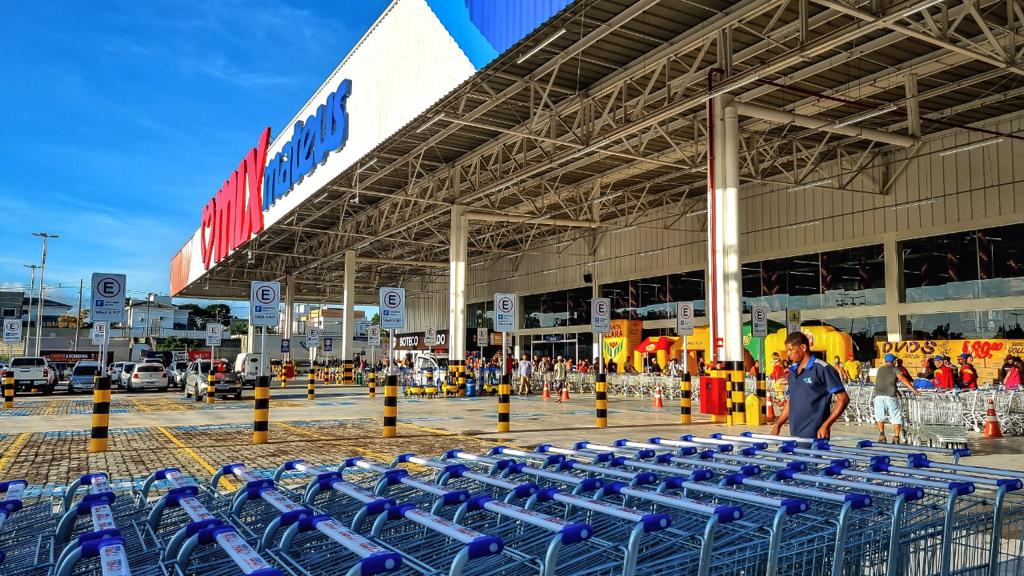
1,380 -> 1022,498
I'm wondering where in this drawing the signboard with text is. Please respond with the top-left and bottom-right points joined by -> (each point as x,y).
205,323 -> 223,347
494,293 -> 517,333
591,298 -> 611,334
675,302 -> 694,336
424,326 -> 437,347
91,322 -> 107,345
786,309 -> 802,334
367,325 -> 381,347
250,281 -> 281,327
91,273 -> 126,323
751,304 -> 769,338
323,337 -> 333,352
379,287 -> 406,329
306,326 -> 321,347
280,338 -> 290,354
476,327 -> 488,347
3,319 -> 21,344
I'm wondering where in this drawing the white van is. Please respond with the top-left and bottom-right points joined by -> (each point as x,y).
234,353 -> 268,386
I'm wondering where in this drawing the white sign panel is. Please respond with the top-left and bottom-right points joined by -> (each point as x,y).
3,319 -> 21,344
751,304 -> 770,338
476,327 -> 488,346
306,326 -> 321,347
90,273 -> 126,323
494,293 -> 517,333
591,298 -> 611,334
676,302 -> 694,336
91,322 -> 107,345
379,287 -> 406,330
367,325 -> 381,347
786,309 -> 802,334
172,351 -> 188,363
205,323 -> 223,347
250,281 -> 281,327
424,326 -> 437,347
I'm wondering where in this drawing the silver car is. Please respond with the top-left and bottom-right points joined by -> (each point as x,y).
184,359 -> 241,401
126,363 -> 169,392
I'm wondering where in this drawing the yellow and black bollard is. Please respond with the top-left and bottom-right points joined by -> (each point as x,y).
307,372 -> 315,401
88,376 -> 111,453
343,360 -> 354,386
730,373 -> 746,426
724,377 -> 734,426
206,372 -> 216,404
253,375 -> 270,444
368,371 -> 376,398
383,374 -> 398,438
680,374 -> 692,424
757,373 -> 767,425
497,374 -> 511,433
3,372 -> 14,409
595,373 -> 608,428
456,362 -> 466,397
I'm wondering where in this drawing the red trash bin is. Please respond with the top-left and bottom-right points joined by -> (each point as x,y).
699,376 -> 727,417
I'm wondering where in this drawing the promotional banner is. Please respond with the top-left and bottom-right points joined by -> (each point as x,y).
877,339 -> 1024,384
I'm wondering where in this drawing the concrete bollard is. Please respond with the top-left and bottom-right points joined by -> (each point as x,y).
88,376 -> 111,453
253,375 -> 270,444
595,373 -> 608,428
383,375 -> 398,438
497,374 -> 511,433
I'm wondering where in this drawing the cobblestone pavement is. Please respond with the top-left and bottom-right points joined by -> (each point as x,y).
2,381 -> 1022,502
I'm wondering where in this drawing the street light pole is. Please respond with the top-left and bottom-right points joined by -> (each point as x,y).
32,232 -> 59,356
22,264 -> 38,356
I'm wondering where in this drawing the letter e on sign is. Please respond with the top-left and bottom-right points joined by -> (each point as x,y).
676,302 -> 694,336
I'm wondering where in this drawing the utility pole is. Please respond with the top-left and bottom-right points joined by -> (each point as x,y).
73,278 -> 84,351
23,264 -> 38,357
32,232 -> 59,356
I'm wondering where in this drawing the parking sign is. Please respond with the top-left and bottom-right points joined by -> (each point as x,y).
205,323 -> 223,346
786,309 -> 802,334
323,337 -> 333,352
91,273 -> 126,323
368,325 -> 381,346
476,327 -> 488,346
280,338 -> 290,353
751,304 -> 769,338
306,326 -> 321,347
250,281 -> 281,327
591,298 -> 611,334
90,322 -> 107,345
676,302 -> 694,336
424,326 -> 437,347
379,287 -> 406,329
3,319 -> 21,344
494,293 -> 517,332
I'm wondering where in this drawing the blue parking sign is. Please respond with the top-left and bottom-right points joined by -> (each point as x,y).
281,338 -> 290,353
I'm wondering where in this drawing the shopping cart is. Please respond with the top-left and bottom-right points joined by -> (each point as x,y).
337,458 -> 470,517
902,391 -> 971,449
209,463 -> 316,551
391,454 -> 541,505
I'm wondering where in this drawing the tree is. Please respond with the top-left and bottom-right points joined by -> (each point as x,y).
371,313 -> 380,325
205,304 -> 232,322
155,336 -> 203,351
229,318 -> 248,336
57,309 -> 89,328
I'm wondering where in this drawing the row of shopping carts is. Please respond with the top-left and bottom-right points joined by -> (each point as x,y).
3,431 -> 1023,575
843,385 -> 1024,446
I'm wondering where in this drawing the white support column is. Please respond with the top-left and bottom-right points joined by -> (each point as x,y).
283,275 -> 294,360
247,322 -> 255,353
721,97 -> 743,364
342,250 -> 356,363
706,94 -> 726,362
449,205 -> 468,362
883,233 -> 902,341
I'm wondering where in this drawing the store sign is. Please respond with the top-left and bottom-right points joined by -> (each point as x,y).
591,298 -> 611,334
263,79 -> 352,210
494,293 -> 517,332
878,338 -> 1024,383
393,330 -> 449,351
676,302 -> 694,336
199,79 -> 352,271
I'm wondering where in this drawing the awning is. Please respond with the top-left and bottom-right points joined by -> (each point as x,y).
635,336 -> 676,353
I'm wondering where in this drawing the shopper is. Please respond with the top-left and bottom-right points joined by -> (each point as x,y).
770,332 -> 850,440
873,353 -> 920,443
844,355 -> 861,383
833,356 -> 851,382
1002,356 -> 1021,389
769,352 -> 786,381
932,356 -> 956,389
605,357 -> 618,374
553,356 -> 567,402
957,353 -> 978,390
668,358 -> 682,378
517,355 -> 533,395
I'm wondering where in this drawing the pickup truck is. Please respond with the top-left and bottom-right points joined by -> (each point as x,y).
7,356 -> 54,394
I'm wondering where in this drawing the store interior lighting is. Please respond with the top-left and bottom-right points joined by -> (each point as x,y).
938,138 -> 1003,156
834,103 -> 897,128
517,28 -> 566,63
788,178 -> 833,192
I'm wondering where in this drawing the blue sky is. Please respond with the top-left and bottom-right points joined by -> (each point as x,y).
0,0 -> 390,313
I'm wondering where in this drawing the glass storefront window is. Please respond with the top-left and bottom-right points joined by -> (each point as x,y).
903,309 -> 1024,340
667,271 -> 707,317
742,245 -> 885,311
522,288 -> 591,328
466,301 -> 493,329
602,281 -> 634,320
811,317 -> 888,361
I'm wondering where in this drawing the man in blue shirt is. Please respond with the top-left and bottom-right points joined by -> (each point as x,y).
770,332 -> 850,439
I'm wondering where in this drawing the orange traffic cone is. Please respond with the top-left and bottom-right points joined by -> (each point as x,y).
653,385 -> 664,409
767,399 -> 776,423
542,381 -> 551,400
559,384 -> 570,402
983,399 -> 1003,438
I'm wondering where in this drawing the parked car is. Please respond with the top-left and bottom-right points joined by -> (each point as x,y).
69,361 -> 101,393
185,359 -> 241,401
234,353 -> 268,387
118,363 -> 137,389
126,363 -> 170,392
169,361 -> 189,389
44,361 -> 59,388
9,356 -> 54,394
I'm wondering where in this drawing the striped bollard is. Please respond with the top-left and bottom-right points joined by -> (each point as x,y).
680,374 -> 692,424
3,373 -> 13,409
343,360 -> 354,386
595,373 -> 608,428
368,371 -> 376,398
88,376 -> 111,453
457,362 -> 467,397
307,373 -> 315,401
497,375 -> 511,433
206,373 -> 216,404
733,369 -> 747,426
724,378 -> 734,426
383,375 -> 398,438
253,375 -> 270,444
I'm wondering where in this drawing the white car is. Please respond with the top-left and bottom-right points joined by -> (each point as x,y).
126,363 -> 170,392
118,363 -> 137,389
